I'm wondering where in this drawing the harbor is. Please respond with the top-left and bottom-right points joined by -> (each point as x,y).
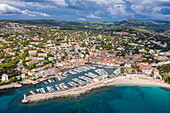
21,65 -> 115,103
26,65 -> 113,95
21,65 -> 170,104
1,65 -> 170,113
22,76 -> 170,104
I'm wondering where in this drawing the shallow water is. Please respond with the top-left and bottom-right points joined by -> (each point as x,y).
1,86 -> 170,113
0,67 -> 170,113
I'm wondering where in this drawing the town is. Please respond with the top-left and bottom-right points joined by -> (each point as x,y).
0,21 -> 170,103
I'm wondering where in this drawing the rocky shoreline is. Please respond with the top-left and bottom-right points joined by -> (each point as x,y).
0,75 -> 59,90
0,83 -> 22,90
22,77 -> 170,104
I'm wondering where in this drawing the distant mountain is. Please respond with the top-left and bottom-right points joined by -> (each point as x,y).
0,19 -> 170,37
116,19 -> 170,33
0,20 -> 114,30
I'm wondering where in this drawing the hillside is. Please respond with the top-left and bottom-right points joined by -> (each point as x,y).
0,20 -> 113,30
116,19 -> 170,36
0,19 -> 170,35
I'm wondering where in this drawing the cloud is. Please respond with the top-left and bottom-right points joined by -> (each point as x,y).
87,0 -> 125,5
0,0 -> 170,21
86,14 -> 101,19
51,0 -> 68,6
77,18 -> 86,21
76,0 -> 170,21
106,4 -> 134,20
0,4 -> 49,17
128,0 -> 170,19
22,9 -> 49,17
0,4 -> 22,15
0,0 -> 47,8
0,0 -> 66,9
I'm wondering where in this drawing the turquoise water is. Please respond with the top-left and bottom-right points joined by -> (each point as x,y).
0,67 -> 170,113
1,86 -> 170,113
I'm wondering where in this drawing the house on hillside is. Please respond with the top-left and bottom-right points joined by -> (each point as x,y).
38,53 -> 47,57
0,58 -> 5,64
26,60 -> 38,66
28,50 -> 37,55
1,74 -> 9,82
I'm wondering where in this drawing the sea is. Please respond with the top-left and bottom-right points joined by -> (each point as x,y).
0,67 -> 170,113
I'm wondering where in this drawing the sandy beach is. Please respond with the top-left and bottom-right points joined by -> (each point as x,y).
22,77 -> 170,104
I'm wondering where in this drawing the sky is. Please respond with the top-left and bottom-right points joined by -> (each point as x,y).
0,0 -> 170,22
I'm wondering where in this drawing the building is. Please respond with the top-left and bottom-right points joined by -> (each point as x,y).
124,63 -> 131,68
26,60 -> 38,66
0,58 -> 5,64
11,57 -> 16,60
26,57 -> 45,61
1,74 -> 9,82
21,73 -> 26,80
153,68 -> 162,79
32,64 -> 51,71
28,71 -> 35,76
38,53 -> 47,57
139,65 -> 162,79
154,56 -> 169,61
28,50 -> 37,55
113,68 -> 121,75
17,60 -> 24,68
140,66 -> 153,75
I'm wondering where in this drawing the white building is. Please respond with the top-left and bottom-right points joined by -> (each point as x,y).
21,73 -> 26,80
153,69 -> 162,79
26,60 -> 38,66
38,53 -> 47,57
28,50 -> 37,55
113,68 -> 121,75
124,63 -> 131,68
141,66 -> 153,75
1,74 -> 9,82
26,57 -> 45,61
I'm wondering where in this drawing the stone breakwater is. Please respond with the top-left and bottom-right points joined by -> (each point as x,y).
22,77 -> 170,104
22,80 -> 107,103
0,83 -> 22,90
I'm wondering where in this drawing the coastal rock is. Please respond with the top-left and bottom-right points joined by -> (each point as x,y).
0,83 -> 22,90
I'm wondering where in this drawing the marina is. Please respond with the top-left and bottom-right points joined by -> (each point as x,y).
1,66 -> 170,113
32,65 -> 114,94
55,85 -> 60,90
36,88 -> 46,94
68,81 -> 78,87
30,65 -> 115,96
46,86 -> 55,93
20,65 -> 170,104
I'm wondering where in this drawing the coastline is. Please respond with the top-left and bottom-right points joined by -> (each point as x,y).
0,83 -> 22,90
22,77 -> 170,104
0,76 -> 57,90
21,75 -> 58,85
